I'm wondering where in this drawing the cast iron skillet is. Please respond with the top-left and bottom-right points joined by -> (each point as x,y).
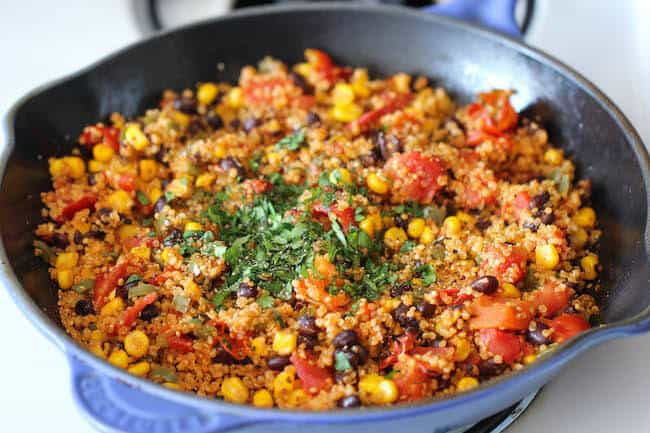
2,3 -> 650,433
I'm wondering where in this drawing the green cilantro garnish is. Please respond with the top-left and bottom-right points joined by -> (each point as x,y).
416,263 -> 437,285
334,351 -> 353,372
400,240 -> 415,253
256,293 -> 275,309
164,191 -> 175,202
275,129 -> 305,151
136,191 -> 150,206
125,274 -> 143,285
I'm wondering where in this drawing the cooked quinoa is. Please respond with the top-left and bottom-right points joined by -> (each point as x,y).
34,50 -> 601,409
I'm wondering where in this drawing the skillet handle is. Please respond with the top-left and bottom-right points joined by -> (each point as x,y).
424,0 -> 521,37
68,355 -> 256,433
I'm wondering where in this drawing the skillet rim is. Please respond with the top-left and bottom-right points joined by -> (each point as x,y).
2,2 -> 650,422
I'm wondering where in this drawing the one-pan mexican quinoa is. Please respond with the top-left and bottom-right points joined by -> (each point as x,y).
35,50 -> 601,409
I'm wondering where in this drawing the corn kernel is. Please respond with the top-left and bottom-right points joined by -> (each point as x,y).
195,172 -> 216,188
574,207 -> 596,228
454,339 -> 472,362
57,269 -> 74,289
131,245 -> 151,261
227,87 -> 243,108
139,159 -> 158,182
128,361 -> 151,377
56,252 -> 79,270
92,143 -> 115,162
457,377 -> 479,391
124,330 -> 150,358
171,110 -> 190,128
329,168 -> 353,186
108,349 -> 129,369
49,158 -> 66,177
166,177 -> 193,199
359,217 -> 376,237
118,224 -> 139,241
197,82 -> 219,105
163,382 -> 181,390
407,218 -> 426,239
456,211 -> 475,224
581,254 -> 599,280
294,63 -> 312,77
90,330 -> 105,344
535,244 -> 560,270
501,283 -> 521,298
184,221 -> 203,232
160,247 -> 182,267
331,103 -> 363,123
107,190 -> 133,214
213,142 -> 228,159
273,366 -> 296,398
384,227 -> 407,250
523,354 -> 537,365
88,160 -> 106,173
90,343 -> 107,359
124,124 -> 150,151
420,226 -> 435,245
273,331 -> 297,356
359,374 -> 398,405
251,336 -> 268,357
393,73 -> 411,93
252,389 -> 274,408
287,388 -> 308,406
443,216 -> 461,236
366,173 -> 390,195
266,150 -> 282,165
352,80 -> 370,98
571,228 -> 589,249
543,148 -> 563,165
184,279 -> 202,301
63,157 -> 86,179
221,377 -> 249,403
100,297 -> 125,316
332,83 -> 355,105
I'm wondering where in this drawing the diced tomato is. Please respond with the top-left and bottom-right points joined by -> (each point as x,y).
120,292 -> 158,328
348,93 -> 413,132
290,353 -> 332,393
528,282 -> 572,317
247,179 -> 271,194
470,296 -> 532,331
122,235 -> 156,251
464,91 -> 518,146
242,76 -> 293,107
117,173 -> 136,192
392,355 -> 431,401
481,245 -> 528,284
546,314 -> 590,343
294,275 -> 350,312
167,335 -> 194,353
79,125 -> 120,151
59,194 -> 97,222
513,191 -> 531,211
103,126 -> 120,151
477,90 -> 519,133
454,167 -> 498,210
383,151 -> 445,204
304,49 -> 350,84
478,328 -> 522,363
305,49 -> 334,70
93,260 -> 133,309
311,202 -> 356,232
379,331 -> 417,369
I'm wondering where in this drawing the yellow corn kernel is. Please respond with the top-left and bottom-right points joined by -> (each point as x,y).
149,187 -> 163,204
501,283 -> 521,298
131,245 -> 151,261
331,103 -> 363,123
366,173 -> 390,195
273,366 -> 296,398
359,217 -> 376,237
454,339 -> 472,362
63,157 -> 86,179
57,269 -> 74,289
49,158 -> 66,177
100,297 -> 125,317
90,330 -> 105,345
128,361 -> 151,377
393,73 -> 411,93
543,148 -> 563,165
384,227 -> 407,250
160,247 -> 182,267
171,110 -> 191,128
571,228 -> 589,249
574,207 -> 596,228
369,214 -> 383,231
251,336 -> 268,357
184,279 -> 202,301
221,377 -> 249,404
92,144 -> 115,162
213,142 -> 228,159
166,177 -> 193,199
107,190 -> 133,214
138,159 -> 158,182
195,172 -> 216,188
407,218 -> 426,239
124,123 -> 150,151
351,69 -> 370,97
56,252 -> 79,270
295,63 -> 312,77
535,244 -> 560,270
523,354 -> 537,365
332,83 -> 355,105
252,389 -> 274,408
184,221 -> 203,232
359,374 -> 398,405
287,388 -> 308,406
457,377 -> 479,391
88,160 -> 106,173
443,216 -> 461,236
163,382 -> 181,390
273,331 -> 297,356
90,343 -> 107,359
197,82 -> 219,105
329,168 -> 353,186
227,87 -> 243,108
108,349 -> 129,369
124,330 -> 150,358
456,211 -> 475,224
118,224 -> 139,241
420,226 -> 435,245
581,254 -> 599,280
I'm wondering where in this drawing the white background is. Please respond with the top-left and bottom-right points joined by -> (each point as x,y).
1,1 -> 649,432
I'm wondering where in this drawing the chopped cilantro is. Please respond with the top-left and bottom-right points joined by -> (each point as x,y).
334,351 -> 353,372
212,290 -> 232,310
125,274 -> 143,285
400,240 -> 415,253
256,293 -> 274,309
416,263 -> 437,285
275,129 -> 305,151
164,191 -> 175,202
136,190 -> 150,206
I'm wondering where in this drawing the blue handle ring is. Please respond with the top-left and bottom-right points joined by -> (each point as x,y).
425,0 -> 521,37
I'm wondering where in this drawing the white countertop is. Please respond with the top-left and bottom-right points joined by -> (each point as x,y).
1,1 -> 649,432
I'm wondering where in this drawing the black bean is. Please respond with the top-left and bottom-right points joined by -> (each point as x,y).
213,345 -> 236,365
298,334 -> 318,350
73,231 -> 84,245
392,303 -> 410,324
186,120 -> 204,136
74,299 -> 94,316
529,191 -> 550,211
523,220 -> 539,232
219,157 -> 245,179
420,337 -> 444,347
333,330 -> 359,349
475,219 -> 491,230
306,111 -> 321,125
98,207 -> 113,216
540,212 -> 555,225
140,303 -> 159,321
237,281 -> 258,298
206,113 -> 224,129
297,315 -> 319,336
375,130 -> 402,160
230,118 -> 241,129
337,395 -> 361,408
115,285 -> 128,300
417,301 -> 436,318
355,345 -> 369,365
401,317 -> 420,333
470,276 -> 499,294
154,196 -> 167,213
267,355 -> 291,371
87,173 -> 97,185
479,359 -> 505,378
174,97 -> 197,114
88,230 -> 105,240
527,321 -> 552,345
394,214 -> 408,229
49,233 -> 70,248
163,228 -> 183,247
390,283 -> 411,298
243,117 -> 259,133
288,71 -> 313,95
